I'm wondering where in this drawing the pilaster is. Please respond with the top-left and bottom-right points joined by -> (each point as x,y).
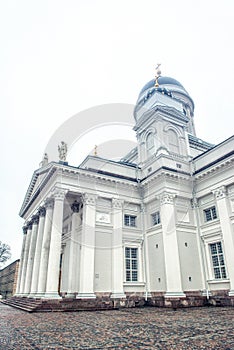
77,193 -> 96,299
160,192 -> 185,298
213,186 -> 234,296
111,198 -> 125,299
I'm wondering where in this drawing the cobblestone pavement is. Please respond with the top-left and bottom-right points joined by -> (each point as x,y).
0,303 -> 234,350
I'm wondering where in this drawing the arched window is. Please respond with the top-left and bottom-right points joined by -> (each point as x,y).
168,130 -> 179,154
146,133 -> 155,157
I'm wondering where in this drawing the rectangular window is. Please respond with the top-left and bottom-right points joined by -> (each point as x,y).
210,242 -> 227,279
124,215 -> 136,227
204,206 -> 217,222
152,211 -> 161,225
125,247 -> 138,282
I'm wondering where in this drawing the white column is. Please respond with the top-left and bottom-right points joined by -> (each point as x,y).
77,193 -> 96,299
37,201 -> 54,297
15,226 -> 27,295
111,198 -> 125,298
24,215 -> 39,296
44,189 -> 66,298
160,192 -> 185,298
213,187 -> 234,296
29,207 -> 46,297
66,200 -> 81,298
19,222 -> 32,296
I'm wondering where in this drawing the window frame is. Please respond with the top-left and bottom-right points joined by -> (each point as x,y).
125,247 -> 138,282
204,206 -> 218,222
209,241 -> 227,280
151,211 -> 161,226
124,214 -> 137,227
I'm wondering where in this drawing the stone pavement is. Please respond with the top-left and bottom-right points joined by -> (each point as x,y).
0,303 -> 234,349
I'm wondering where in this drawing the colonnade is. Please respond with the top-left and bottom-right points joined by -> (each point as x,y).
16,189 -> 66,298
15,189 -> 126,299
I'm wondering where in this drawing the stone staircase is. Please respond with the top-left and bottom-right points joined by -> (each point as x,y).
2,296 -> 115,313
2,296 -> 43,312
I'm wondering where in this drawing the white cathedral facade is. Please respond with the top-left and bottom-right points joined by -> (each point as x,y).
15,73 -> 234,308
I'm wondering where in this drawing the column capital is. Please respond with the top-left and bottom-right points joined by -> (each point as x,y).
212,186 -> 227,200
52,188 -> 67,201
159,192 -> 176,205
38,206 -> 46,217
83,193 -> 96,206
32,215 -> 39,225
112,198 -> 123,209
71,200 -> 80,213
22,226 -> 28,234
27,221 -> 33,230
45,199 -> 54,209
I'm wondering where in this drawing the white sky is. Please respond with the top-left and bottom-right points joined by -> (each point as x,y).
1,0 -> 234,264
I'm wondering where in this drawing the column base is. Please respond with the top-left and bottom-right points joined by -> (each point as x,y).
19,293 -> 30,297
228,290 -> 234,297
110,292 -> 126,299
65,293 -> 76,299
164,292 -> 186,298
33,292 -> 45,298
27,293 -> 36,298
76,292 -> 96,299
42,292 -> 62,299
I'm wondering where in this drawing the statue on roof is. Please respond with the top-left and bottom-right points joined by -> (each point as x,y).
40,153 -> 48,167
58,141 -> 67,162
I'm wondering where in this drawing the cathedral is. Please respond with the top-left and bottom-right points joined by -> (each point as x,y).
14,68 -> 234,309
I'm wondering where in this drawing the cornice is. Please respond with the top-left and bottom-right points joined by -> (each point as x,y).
19,162 -> 139,218
141,166 -> 191,187
194,157 -> 234,180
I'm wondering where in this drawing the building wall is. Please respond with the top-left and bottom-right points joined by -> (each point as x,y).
0,260 -> 20,299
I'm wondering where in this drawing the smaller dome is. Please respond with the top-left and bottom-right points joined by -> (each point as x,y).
139,76 -> 185,95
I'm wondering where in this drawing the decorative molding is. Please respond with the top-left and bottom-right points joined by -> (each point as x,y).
212,186 -> 226,200
71,200 -> 80,213
96,212 -> 111,224
112,198 -> 123,209
163,123 -> 183,137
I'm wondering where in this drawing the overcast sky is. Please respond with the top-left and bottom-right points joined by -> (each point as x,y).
1,0 -> 234,264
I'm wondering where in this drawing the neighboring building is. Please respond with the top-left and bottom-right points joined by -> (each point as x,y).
0,260 -> 20,299
15,72 -> 234,308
